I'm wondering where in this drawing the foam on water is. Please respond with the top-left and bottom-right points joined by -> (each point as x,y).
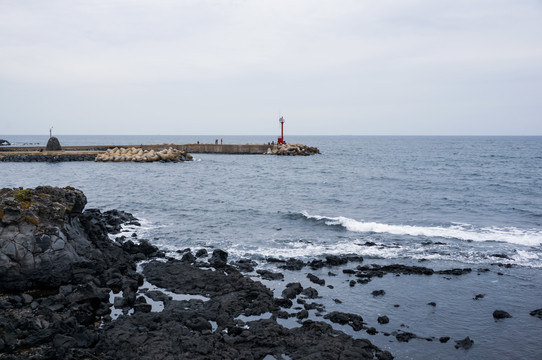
227,239 -> 377,260
301,211 -> 542,247
230,240 -> 542,268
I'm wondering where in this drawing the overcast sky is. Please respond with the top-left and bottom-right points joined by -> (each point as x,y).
1,0 -> 541,135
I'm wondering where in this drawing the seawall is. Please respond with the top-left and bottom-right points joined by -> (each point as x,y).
0,143 -> 274,154
0,143 -> 319,161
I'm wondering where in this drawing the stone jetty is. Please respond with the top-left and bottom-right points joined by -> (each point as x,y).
94,147 -> 192,162
0,142 -> 319,162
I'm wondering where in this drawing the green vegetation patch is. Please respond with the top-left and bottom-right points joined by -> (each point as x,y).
14,188 -> 33,209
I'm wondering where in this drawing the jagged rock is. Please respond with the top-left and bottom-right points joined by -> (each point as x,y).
274,298 -> 293,308
307,273 -> 325,286
256,269 -> 284,281
279,258 -> 305,270
376,350 -> 394,360
326,255 -> 348,266
493,310 -> 512,319
209,249 -> 228,267
396,332 -> 416,342
530,308 -> 542,319
308,259 -> 325,269
437,268 -> 472,276
455,336 -> 474,349
0,139 -> 10,146
195,248 -> 208,258
377,315 -> 389,324
301,287 -> 319,299
231,258 -> 257,272
0,186 -> 88,291
324,311 -> 364,331
181,251 -> 196,263
282,282 -> 303,299
296,309 -> 309,319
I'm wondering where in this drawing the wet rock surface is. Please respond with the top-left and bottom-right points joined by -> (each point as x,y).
493,310 -> 512,319
455,336 -> 474,349
0,187 -> 388,359
530,308 -> 542,319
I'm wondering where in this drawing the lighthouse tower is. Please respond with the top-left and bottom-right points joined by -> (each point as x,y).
278,116 -> 285,145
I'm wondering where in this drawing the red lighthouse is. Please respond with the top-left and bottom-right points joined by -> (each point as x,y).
278,116 -> 285,145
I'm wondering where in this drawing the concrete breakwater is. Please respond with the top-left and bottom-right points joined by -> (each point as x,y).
0,143 -> 274,154
0,143 -> 320,162
0,154 -> 96,162
267,143 -> 320,156
95,147 -> 192,162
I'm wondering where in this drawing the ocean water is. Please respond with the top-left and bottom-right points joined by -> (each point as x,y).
2,135 -> 542,359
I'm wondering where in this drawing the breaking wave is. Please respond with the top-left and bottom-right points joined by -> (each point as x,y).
300,211 -> 542,247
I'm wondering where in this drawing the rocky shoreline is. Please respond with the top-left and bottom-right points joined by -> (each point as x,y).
0,187 -> 390,359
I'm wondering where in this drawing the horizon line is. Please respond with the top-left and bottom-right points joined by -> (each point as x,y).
2,134 -> 542,137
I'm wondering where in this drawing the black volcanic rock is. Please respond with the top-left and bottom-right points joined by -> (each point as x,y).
493,310 -> 512,319
530,308 -> 542,319
0,186 -> 89,291
257,269 -> 284,280
307,273 -> 326,286
0,186 -> 160,358
324,311 -> 364,331
209,249 -> 228,267
195,248 -> 208,257
455,336 -> 474,349
279,258 -> 305,270
396,331 -> 416,342
282,282 -> 303,299
0,186 -> 389,360
377,315 -> 390,324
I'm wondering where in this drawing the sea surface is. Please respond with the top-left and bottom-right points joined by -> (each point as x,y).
2,135 -> 542,359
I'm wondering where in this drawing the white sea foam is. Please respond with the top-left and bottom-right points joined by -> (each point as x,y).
301,211 -> 542,246
108,216 -> 158,243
